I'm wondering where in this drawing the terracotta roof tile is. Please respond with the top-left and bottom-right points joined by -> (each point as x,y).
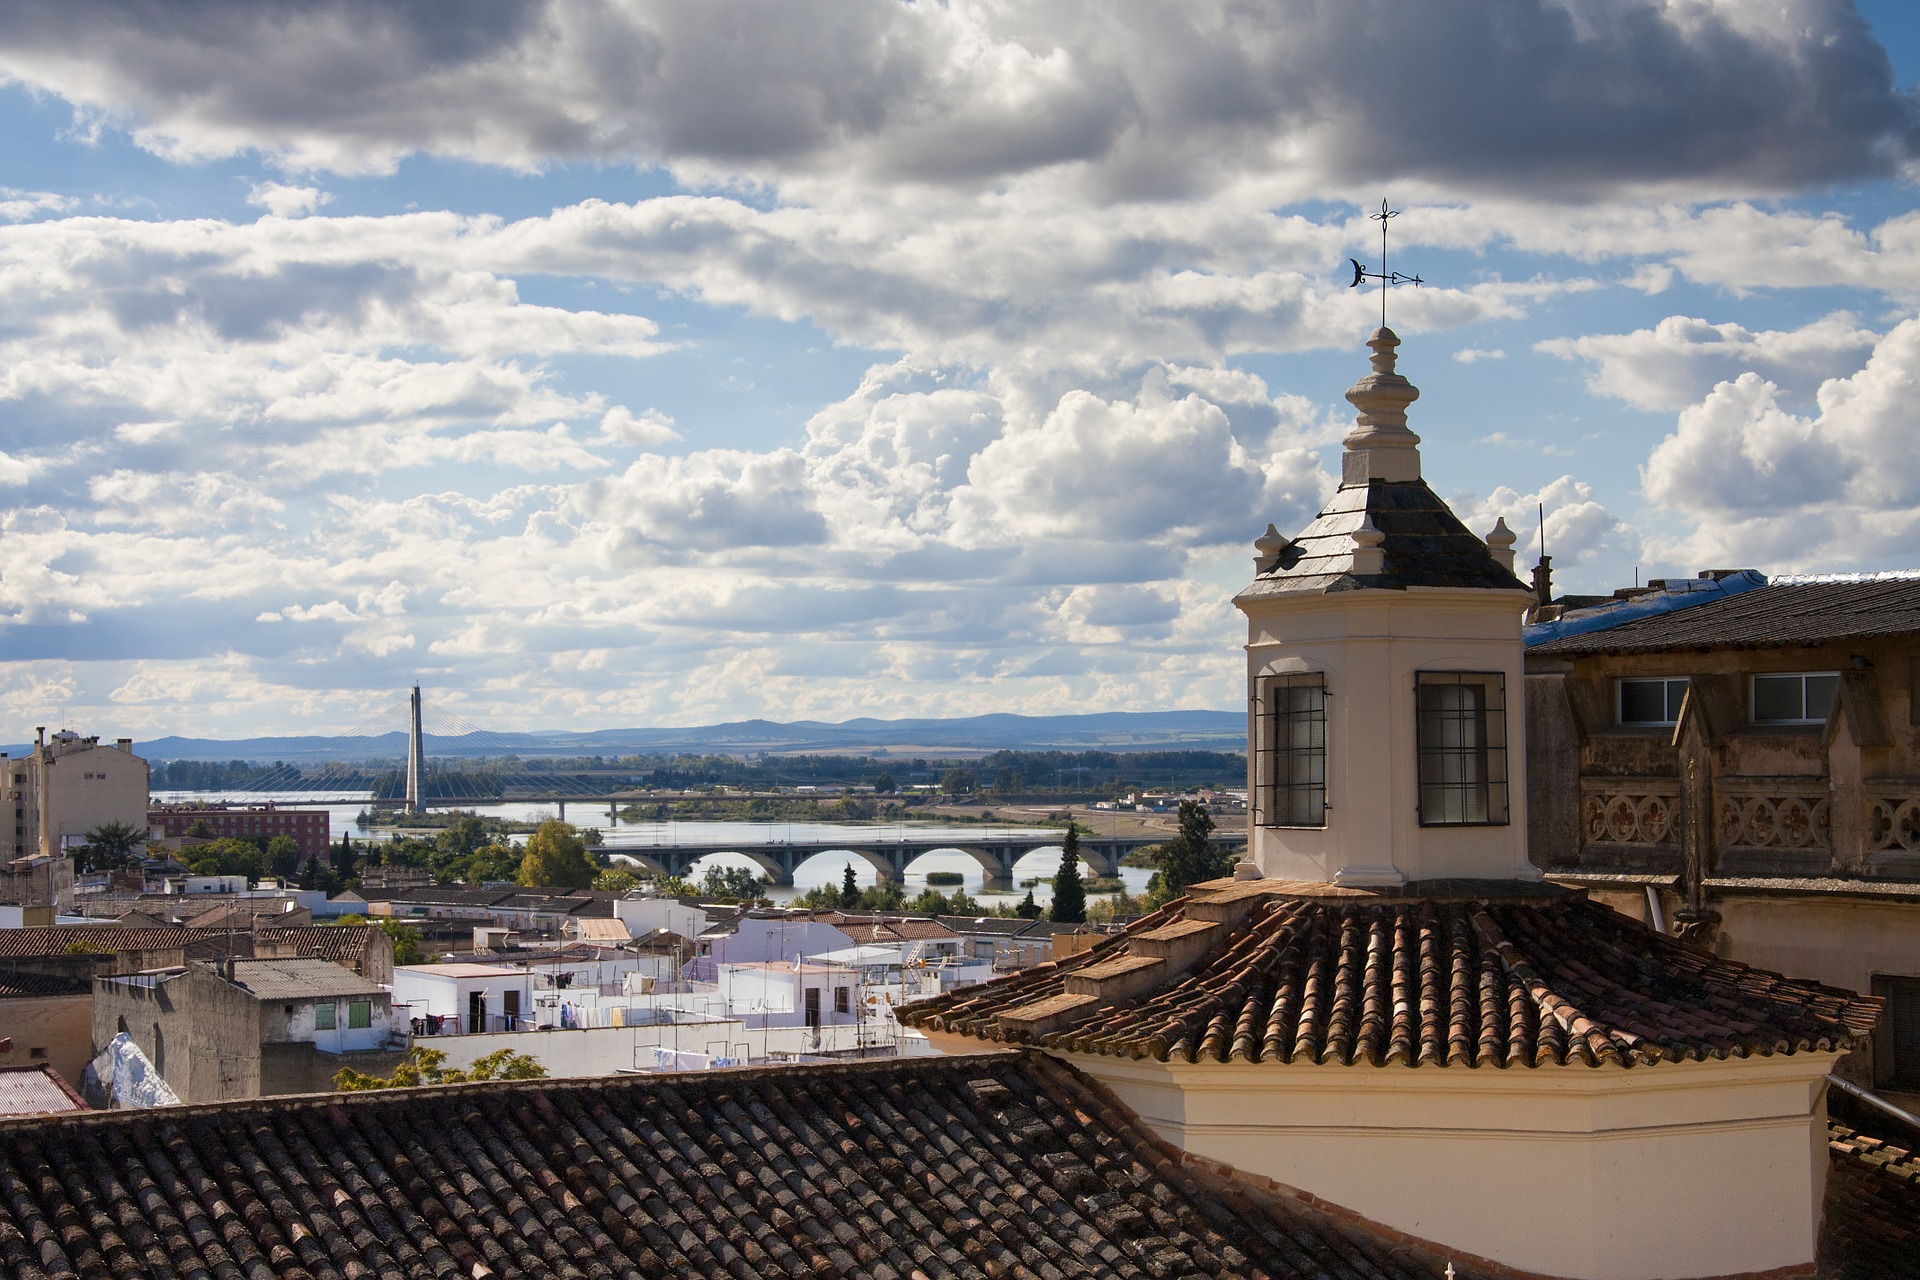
903,879 -> 1881,1067
1823,1088 -> 1920,1279
0,1050 -> 1482,1279
0,925 -> 205,958
255,924 -> 379,963
0,971 -> 92,998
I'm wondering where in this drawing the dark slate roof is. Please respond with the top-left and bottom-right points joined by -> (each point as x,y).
1528,577 -> 1920,655
1235,479 -> 1527,599
0,1050 -> 1485,1280
902,878 -> 1880,1068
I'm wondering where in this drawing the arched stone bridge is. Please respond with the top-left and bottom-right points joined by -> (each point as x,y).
605,831 -> 1246,887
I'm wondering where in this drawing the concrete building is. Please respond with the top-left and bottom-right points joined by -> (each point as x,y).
0,729 -> 149,907
147,802 -> 330,861
392,962 -> 536,1034
906,327 -> 1884,1280
0,970 -> 94,1089
716,961 -> 860,1031
1525,569 -> 1920,1094
91,957 -> 406,1102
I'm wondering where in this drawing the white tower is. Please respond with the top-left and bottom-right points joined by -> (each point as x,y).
1234,328 -> 1538,885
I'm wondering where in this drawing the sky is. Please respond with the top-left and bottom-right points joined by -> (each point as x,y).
2,0 -> 1918,740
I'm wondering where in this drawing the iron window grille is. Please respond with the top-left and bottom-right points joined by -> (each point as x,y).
1253,673 -> 1327,828
1416,672 -> 1509,826
1618,676 -> 1689,726
1751,672 -> 1840,725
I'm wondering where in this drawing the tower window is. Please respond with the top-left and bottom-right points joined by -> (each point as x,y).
1416,672 -> 1509,826
1254,673 -> 1327,828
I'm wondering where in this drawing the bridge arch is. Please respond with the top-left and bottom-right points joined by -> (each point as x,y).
1007,842 -> 1115,879
687,849 -> 789,886
608,851 -> 669,879
792,847 -> 896,884
902,846 -> 1010,882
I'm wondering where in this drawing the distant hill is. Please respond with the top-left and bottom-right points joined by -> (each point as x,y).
9,709 -> 1243,764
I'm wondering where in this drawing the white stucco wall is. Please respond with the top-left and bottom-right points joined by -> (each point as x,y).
1242,589 -> 1539,886
1039,1050 -> 1836,1280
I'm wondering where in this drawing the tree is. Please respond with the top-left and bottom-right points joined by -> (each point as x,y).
1146,799 -> 1235,907
375,917 -> 423,965
699,863 -> 768,904
1050,825 -> 1086,924
941,767 -> 976,796
992,766 -> 1023,796
1015,888 -> 1041,920
872,770 -> 896,794
331,832 -> 358,880
79,820 -> 146,871
185,838 -> 264,881
593,867 -> 639,893
465,843 -> 521,885
334,1046 -> 545,1091
516,820 -> 597,889
186,818 -> 215,839
840,862 -> 859,907
264,835 -> 303,880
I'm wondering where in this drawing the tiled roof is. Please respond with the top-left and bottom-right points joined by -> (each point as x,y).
256,924 -> 379,964
0,1065 -> 86,1117
0,971 -> 92,999
1236,479 -> 1528,599
1823,1086 -> 1920,1279
0,1049 -> 1480,1280
934,914 -> 1040,937
902,878 -> 1880,1068
1528,578 -> 1920,655
0,925 -> 203,958
805,911 -> 960,942
225,958 -> 386,1001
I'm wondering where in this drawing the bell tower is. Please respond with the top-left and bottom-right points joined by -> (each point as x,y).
1235,328 -> 1537,885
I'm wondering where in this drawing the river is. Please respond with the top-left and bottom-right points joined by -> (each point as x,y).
149,792 -> 1157,907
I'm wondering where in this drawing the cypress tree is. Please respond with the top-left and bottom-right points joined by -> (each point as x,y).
841,862 -> 860,907
1050,824 -> 1087,924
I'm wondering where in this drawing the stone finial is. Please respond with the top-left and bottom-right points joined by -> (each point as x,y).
1253,523 -> 1289,574
1485,516 -> 1517,572
1350,512 -> 1386,576
1342,327 -> 1422,485
1233,854 -> 1261,881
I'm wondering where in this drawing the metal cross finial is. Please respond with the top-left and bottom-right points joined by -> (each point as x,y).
1349,198 -> 1424,327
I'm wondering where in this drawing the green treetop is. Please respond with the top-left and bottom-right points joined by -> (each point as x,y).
1050,824 -> 1086,924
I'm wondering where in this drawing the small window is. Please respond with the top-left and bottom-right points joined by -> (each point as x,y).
1752,672 -> 1840,725
834,986 -> 851,1014
347,1000 -> 372,1030
314,1001 -> 336,1030
1254,673 -> 1328,828
1619,677 -> 1688,726
1416,672 -> 1509,826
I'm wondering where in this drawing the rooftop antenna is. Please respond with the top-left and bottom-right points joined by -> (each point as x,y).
1350,198 -> 1424,328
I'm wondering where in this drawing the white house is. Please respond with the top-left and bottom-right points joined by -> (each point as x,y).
716,962 -> 859,1030
392,963 -> 536,1035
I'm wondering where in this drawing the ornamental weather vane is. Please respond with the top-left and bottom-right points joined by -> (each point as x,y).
1349,199 -> 1423,328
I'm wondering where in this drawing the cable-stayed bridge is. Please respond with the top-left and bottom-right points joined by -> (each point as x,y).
192,686 -> 676,812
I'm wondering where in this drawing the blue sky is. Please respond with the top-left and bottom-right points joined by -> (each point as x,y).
1,0 -> 1918,739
